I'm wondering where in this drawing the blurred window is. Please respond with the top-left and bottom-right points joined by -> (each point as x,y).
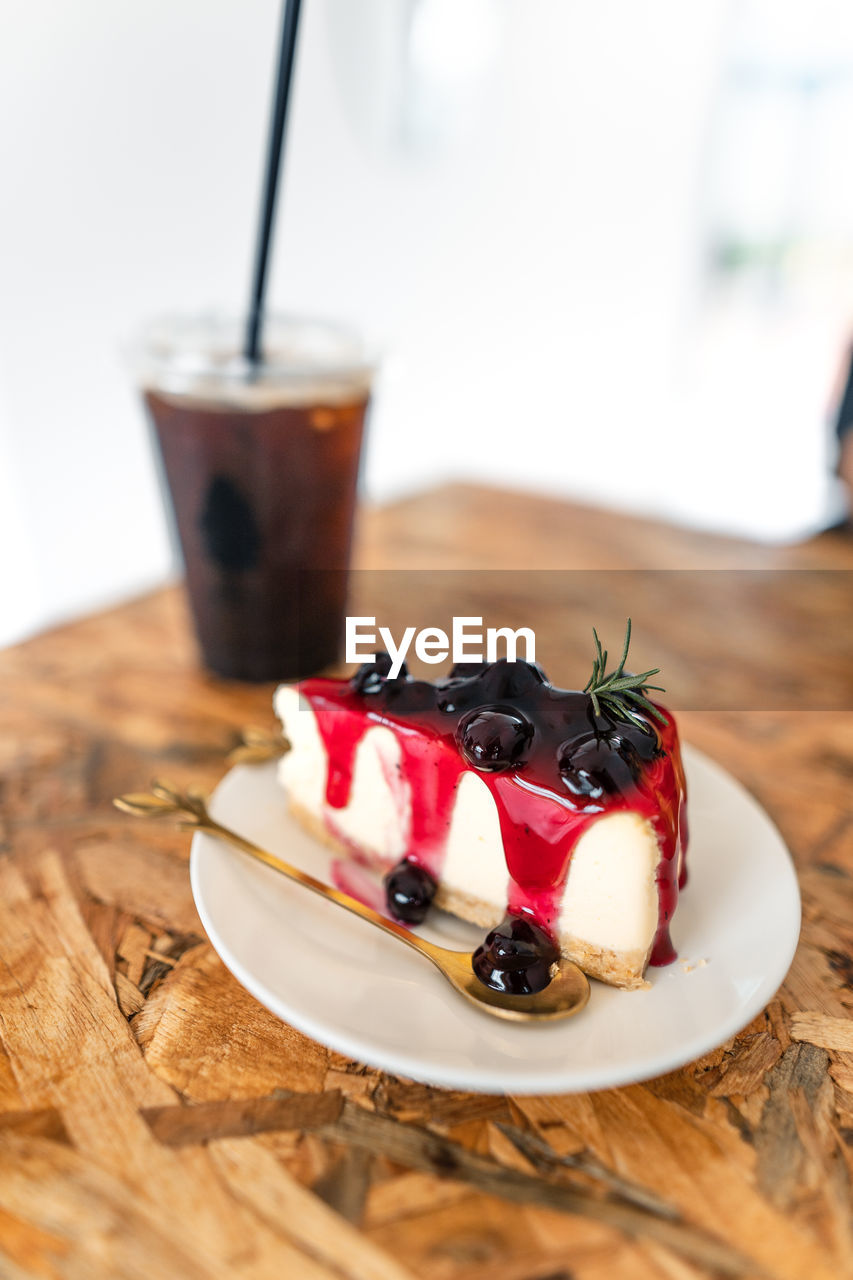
705,0 -> 853,306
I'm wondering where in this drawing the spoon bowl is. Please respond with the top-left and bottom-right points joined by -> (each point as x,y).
114,781 -> 590,1024
430,946 -> 590,1021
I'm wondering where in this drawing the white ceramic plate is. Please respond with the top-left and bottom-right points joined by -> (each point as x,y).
190,745 -> 800,1094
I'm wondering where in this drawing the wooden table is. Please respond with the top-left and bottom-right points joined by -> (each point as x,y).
2,484 -> 852,1280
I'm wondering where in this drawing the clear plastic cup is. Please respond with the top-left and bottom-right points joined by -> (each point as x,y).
130,313 -> 373,681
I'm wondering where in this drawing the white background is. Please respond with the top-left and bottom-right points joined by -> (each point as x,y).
1,0 -> 850,646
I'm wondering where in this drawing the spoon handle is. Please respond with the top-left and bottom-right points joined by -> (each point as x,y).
205,814 -> 453,959
113,783 -> 453,968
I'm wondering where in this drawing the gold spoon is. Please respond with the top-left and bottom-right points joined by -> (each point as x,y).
114,781 -> 590,1023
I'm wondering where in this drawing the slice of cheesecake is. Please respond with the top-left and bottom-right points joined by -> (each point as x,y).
274,638 -> 687,991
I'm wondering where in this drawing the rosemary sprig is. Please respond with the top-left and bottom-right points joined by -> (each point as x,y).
583,618 -> 668,732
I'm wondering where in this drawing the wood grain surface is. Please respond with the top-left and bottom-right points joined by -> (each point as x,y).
1,483 -> 852,1280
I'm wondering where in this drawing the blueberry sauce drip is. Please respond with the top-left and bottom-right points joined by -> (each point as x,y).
472,915 -> 561,995
301,655 -> 687,970
384,860 -> 437,924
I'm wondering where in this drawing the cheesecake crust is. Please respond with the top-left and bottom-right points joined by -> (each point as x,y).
287,797 -> 651,990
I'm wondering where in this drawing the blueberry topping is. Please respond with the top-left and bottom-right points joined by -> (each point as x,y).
480,658 -> 549,700
384,678 -> 435,713
435,662 -> 493,713
346,657 -> 664,803
435,679 -> 478,715
384,860 -> 437,924
455,704 -> 534,772
616,722 -> 662,762
472,915 -> 560,994
590,697 -> 662,761
435,688 -> 464,714
448,661 -> 489,680
558,732 -> 641,800
352,651 -> 405,695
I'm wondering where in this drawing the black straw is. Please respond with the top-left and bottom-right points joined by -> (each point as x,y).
244,0 -> 304,364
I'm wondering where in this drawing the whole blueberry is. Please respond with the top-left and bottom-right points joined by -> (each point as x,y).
455,704 -> 534,772
558,732 -> 641,800
351,651 -> 407,695
384,860 -> 437,924
472,915 -> 560,994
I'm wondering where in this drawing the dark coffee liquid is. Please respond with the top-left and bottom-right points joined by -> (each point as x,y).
145,390 -> 369,681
